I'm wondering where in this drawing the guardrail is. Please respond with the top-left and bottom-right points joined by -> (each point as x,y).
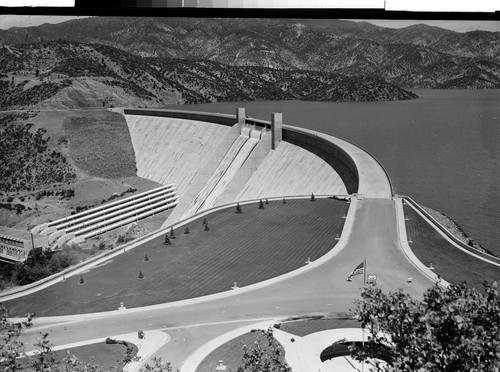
401,196 -> 500,265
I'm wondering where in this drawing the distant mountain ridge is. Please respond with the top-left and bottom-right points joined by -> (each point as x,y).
0,40 -> 417,109
1,17 -> 499,89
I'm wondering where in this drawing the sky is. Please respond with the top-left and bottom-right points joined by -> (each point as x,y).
353,19 -> 500,33
0,15 -> 498,33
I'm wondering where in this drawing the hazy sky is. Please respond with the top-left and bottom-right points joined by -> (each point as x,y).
353,19 -> 500,33
0,15 -> 498,33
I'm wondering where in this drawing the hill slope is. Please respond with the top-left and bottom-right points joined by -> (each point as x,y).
0,40 -> 417,109
1,17 -> 498,89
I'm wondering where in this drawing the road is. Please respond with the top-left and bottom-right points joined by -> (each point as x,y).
22,198 -> 434,370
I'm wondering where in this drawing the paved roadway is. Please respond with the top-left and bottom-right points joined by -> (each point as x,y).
22,198 -> 435,370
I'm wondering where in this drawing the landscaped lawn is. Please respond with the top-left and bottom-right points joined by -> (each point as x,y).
195,331 -> 270,372
53,342 -> 129,371
5,199 -> 348,316
279,316 -> 360,336
195,316 -> 361,372
18,342 -> 128,372
403,205 -> 500,289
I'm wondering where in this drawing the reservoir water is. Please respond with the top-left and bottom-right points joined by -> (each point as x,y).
167,89 -> 500,257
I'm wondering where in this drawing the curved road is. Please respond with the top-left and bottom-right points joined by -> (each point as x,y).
23,198 -> 434,370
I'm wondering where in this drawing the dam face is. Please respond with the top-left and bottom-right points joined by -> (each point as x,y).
122,108 -> 390,225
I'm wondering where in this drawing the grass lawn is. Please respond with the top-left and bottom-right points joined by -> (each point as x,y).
195,331 -> 279,372
279,317 -> 360,336
18,342 -> 128,372
53,342 -> 128,371
195,317 -> 361,372
403,205 -> 500,289
5,199 -> 348,316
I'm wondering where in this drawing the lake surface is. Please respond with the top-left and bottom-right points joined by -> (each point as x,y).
167,89 -> 500,256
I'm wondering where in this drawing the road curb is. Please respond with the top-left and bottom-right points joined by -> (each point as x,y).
394,197 -> 449,288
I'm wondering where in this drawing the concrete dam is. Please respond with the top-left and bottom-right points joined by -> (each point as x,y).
123,108 -> 356,228
32,106 -> 392,247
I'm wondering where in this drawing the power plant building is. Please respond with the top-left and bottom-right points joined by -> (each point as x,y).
0,226 -> 48,263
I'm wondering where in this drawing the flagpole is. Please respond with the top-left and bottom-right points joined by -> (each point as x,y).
364,257 -> 367,285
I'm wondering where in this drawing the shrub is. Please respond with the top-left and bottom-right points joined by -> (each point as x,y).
259,199 -> 264,209
184,225 -> 190,234
78,275 -> 85,285
265,198 -> 269,205
169,227 -> 176,239
310,192 -> 316,201
144,254 -> 149,262
236,203 -> 242,213
202,217 -> 208,225
204,223 -> 210,231
138,270 -> 144,279
164,235 -> 171,245
283,197 -> 286,204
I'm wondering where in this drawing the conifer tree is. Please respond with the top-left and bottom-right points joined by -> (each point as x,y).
164,235 -> 171,245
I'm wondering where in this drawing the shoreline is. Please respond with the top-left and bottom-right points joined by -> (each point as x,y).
422,205 -> 497,258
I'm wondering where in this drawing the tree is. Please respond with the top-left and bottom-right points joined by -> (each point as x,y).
236,203 -> 242,213
0,307 -> 173,372
241,327 -> 291,372
184,225 -> 190,234
141,357 -> 172,372
144,254 -> 150,262
350,281 -> 500,372
259,199 -> 264,209
204,223 -> 210,231
310,192 -> 315,201
32,332 -> 55,372
164,235 -> 171,246
0,306 -> 33,372
138,270 -> 144,279
169,227 -> 176,239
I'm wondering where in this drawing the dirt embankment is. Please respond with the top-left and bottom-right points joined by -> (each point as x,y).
0,109 -> 164,238
422,206 -> 497,258
62,110 -> 137,178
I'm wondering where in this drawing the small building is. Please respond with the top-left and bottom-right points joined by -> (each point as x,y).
0,226 -> 48,263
